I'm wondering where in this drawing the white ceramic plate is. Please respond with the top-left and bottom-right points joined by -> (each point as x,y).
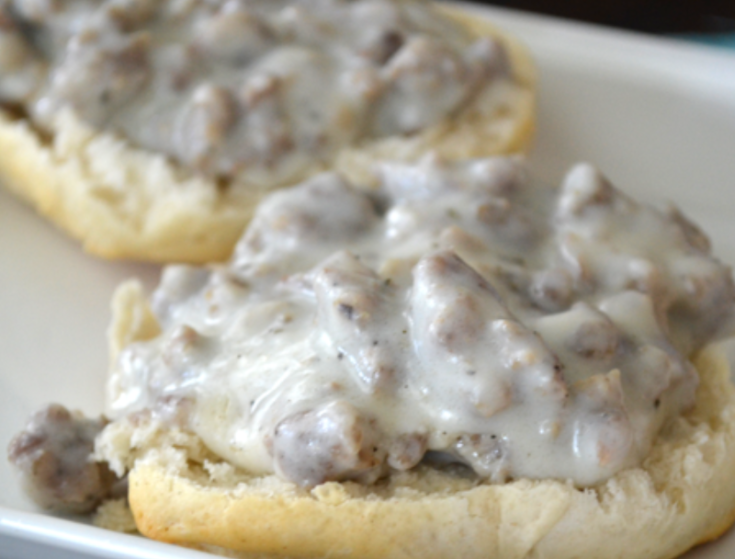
2,3 -> 735,557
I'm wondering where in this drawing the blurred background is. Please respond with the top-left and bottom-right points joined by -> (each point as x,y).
477,0 -> 735,47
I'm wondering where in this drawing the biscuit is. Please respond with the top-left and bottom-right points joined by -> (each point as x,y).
99,288 -> 735,559
92,153 -> 735,557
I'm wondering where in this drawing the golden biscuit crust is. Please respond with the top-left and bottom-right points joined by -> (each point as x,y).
0,7 -> 535,264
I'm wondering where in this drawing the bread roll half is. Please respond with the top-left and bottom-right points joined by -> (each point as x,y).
0,7 -> 534,264
96,282 -> 735,559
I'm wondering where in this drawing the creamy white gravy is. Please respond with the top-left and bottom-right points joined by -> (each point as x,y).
0,0 -> 509,184
108,156 -> 735,487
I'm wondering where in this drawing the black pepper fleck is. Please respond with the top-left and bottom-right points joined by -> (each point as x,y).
338,303 -> 355,320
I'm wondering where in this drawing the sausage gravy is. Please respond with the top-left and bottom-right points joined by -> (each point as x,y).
105,156 -> 735,487
0,0 -> 511,184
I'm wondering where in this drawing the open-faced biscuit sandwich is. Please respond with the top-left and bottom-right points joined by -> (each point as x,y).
0,0 -> 534,263
9,155 -> 735,558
